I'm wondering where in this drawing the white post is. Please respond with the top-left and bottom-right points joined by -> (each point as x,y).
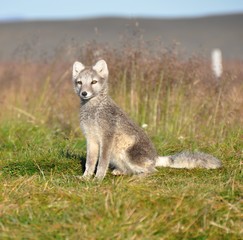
211,49 -> 223,80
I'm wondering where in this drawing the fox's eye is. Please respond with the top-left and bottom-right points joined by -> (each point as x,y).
76,80 -> 82,85
91,80 -> 98,84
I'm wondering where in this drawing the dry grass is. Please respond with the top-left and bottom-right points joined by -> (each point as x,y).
1,38 -> 243,135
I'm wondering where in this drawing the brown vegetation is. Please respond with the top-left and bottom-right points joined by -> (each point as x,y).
0,39 -> 242,141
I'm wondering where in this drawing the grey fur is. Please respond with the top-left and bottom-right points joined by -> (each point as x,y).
72,59 -> 222,180
170,151 -> 222,169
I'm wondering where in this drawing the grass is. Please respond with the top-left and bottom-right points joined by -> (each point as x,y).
0,121 -> 242,239
0,39 -> 243,239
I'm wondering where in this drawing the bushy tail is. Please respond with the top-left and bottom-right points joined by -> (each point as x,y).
156,151 -> 222,169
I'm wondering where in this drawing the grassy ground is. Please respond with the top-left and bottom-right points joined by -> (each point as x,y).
0,41 -> 242,239
0,121 -> 242,239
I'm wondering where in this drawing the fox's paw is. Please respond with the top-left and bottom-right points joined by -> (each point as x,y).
74,175 -> 91,181
111,169 -> 125,176
74,172 -> 93,181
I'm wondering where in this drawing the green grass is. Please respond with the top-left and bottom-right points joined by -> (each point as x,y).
0,121 -> 242,239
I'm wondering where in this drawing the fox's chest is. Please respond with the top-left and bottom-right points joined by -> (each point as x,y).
79,100 -> 117,140
79,109 -> 103,139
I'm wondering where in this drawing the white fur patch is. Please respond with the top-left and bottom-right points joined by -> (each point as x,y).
155,156 -> 171,167
92,59 -> 109,78
73,61 -> 85,79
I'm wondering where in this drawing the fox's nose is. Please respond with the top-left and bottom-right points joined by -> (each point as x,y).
81,91 -> 87,97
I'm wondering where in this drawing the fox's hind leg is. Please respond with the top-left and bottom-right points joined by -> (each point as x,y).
111,155 -> 156,176
111,169 -> 125,176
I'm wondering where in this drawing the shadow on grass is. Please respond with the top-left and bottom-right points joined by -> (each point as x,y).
60,149 -> 86,173
2,150 -> 86,177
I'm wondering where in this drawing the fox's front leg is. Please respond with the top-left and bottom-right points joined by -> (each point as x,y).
83,138 -> 99,178
95,138 -> 112,181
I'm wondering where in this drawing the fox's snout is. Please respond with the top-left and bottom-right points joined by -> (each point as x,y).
80,90 -> 92,99
81,91 -> 88,97
79,88 -> 93,100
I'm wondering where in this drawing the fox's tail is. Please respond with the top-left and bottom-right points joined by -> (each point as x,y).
156,151 -> 222,169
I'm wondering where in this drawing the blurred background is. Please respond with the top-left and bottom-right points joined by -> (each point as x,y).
0,0 -> 243,60
0,0 -> 242,136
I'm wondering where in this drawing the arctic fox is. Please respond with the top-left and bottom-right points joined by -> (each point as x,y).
72,59 -> 222,180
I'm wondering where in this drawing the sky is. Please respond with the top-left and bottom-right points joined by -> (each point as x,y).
1,0 -> 243,21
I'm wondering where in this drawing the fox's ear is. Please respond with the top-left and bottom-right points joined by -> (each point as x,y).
92,59 -> 109,78
72,61 -> 85,79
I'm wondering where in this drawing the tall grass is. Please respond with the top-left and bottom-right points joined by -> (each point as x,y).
1,39 -> 242,140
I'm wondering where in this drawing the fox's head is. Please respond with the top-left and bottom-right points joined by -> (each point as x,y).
72,59 -> 109,100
